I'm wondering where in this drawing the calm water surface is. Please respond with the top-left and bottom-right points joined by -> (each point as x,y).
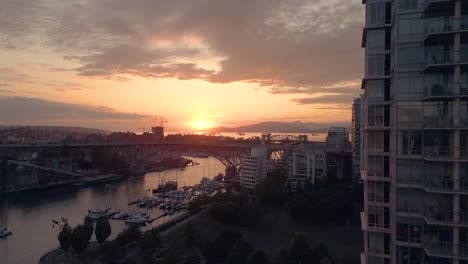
0,156 -> 224,264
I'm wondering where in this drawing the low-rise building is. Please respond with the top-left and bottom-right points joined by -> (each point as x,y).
289,143 -> 326,191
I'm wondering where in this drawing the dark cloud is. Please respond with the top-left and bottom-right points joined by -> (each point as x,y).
0,89 -> 14,93
0,96 -> 150,124
291,94 -> 358,105
0,0 -> 364,92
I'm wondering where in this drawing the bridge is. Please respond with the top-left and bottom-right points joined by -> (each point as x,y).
0,140 -> 298,192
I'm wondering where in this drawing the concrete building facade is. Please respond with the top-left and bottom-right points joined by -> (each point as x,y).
353,96 -> 365,181
288,143 -> 327,191
361,1 -> 468,264
240,147 -> 267,189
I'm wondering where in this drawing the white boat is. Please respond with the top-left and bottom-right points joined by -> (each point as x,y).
125,216 -> 148,225
0,228 -> 12,238
87,208 -> 109,219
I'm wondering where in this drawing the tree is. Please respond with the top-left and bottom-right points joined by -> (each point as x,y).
312,243 -> 330,264
139,228 -> 162,251
95,217 -> 112,246
289,233 -> 312,264
274,248 -> 289,264
83,217 -> 94,242
205,230 -> 243,264
184,223 -> 195,246
239,195 -> 264,228
209,202 -> 240,225
321,257 -> 333,264
116,225 -> 142,246
101,240 -> 125,264
226,240 -> 254,264
71,224 -> 90,255
58,222 -> 72,256
247,251 -> 269,264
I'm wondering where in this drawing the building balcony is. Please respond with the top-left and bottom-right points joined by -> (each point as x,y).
424,208 -> 468,227
397,176 -> 468,195
423,83 -> 468,101
424,0 -> 454,14
423,115 -> 468,129
422,146 -> 468,161
422,236 -> 468,259
425,50 -> 468,71
425,16 -> 468,40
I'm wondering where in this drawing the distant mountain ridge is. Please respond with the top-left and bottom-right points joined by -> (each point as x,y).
209,121 -> 350,133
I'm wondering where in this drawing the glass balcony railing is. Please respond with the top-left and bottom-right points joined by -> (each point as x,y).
422,146 -> 468,160
424,0 -> 453,11
423,115 -> 468,128
424,83 -> 468,99
422,236 -> 454,257
422,236 -> 468,258
424,177 -> 468,194
462,211 -> 468,225
423,146 -> 453,159
425,50 -> 468,67
423,208 -> 468,226
424,208 -> 454,225
425,16 -> 468,36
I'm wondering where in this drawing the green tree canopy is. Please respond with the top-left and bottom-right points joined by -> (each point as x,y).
58,222 -> 72,256
226,240 -> 254,264
139,229 -> 162,251
289,233 -> 312,264
95,217 -> 112,245
247,251 -> 270,264
274,247 -> 289,264
70,224 -> 90,255
83,217 -> 94,242
239,195 -> 264,228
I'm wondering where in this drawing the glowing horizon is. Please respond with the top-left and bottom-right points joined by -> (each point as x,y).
0,0 -> 363,132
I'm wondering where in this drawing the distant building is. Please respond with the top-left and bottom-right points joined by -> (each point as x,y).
298,135 -> 308,143
240,147 -> 267,189
151,126 -> 164,140
326,127 -> 350,153
288,142 -> 326,191
351,96 -> 364,181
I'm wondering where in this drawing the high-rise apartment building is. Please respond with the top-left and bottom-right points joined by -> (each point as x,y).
361,1 -> 468,264
353,96 -> 365,181
326,127 -> 351,153
240,147 -> 267,189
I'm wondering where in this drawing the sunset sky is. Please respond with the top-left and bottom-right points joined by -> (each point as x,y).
0,0 -> 364,132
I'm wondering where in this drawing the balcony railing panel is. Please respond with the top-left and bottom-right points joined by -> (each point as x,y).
425,51 -> 468,67
424,83 -> 468,99
425,16 -> 468,35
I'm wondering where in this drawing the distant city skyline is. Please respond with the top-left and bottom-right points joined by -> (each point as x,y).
0,0 -> 363,131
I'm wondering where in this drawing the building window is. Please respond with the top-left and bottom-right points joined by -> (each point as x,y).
367,3 -> 388,26
368,54 -> 386,76
399,0 -> 420,11
368,105 -> 390,127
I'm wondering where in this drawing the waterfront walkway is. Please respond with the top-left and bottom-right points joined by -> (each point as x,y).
38,210 -> 206,264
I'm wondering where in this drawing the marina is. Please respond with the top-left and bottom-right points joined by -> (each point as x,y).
0,156 -> 225,264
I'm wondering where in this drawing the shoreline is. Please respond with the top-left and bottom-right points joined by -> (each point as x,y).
1,155 -> 197,196
38,209 -> 205,264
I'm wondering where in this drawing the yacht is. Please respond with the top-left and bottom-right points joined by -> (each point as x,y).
0,227 -> 12,238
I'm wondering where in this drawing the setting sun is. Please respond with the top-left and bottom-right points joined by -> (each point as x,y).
190,119 -> 212,131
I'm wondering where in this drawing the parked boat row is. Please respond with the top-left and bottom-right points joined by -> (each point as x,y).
86,208 -> 120,220
152,181 -> 178,193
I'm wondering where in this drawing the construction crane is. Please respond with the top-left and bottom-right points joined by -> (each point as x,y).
152,116 -> 167,128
